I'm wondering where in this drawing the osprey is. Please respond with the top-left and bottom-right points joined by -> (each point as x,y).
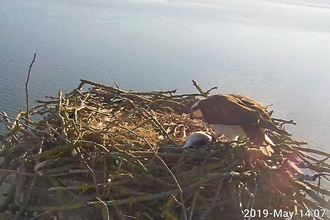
190,94 -> 290,156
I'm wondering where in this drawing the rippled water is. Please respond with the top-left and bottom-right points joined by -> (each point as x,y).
1,0 -> 330,152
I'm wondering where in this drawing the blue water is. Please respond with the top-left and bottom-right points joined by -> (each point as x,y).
1,0 -> 330,151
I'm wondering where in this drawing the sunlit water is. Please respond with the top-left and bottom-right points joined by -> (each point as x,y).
1,0 -> 330,152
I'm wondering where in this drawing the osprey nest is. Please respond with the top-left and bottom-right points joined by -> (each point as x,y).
1,79 -> 330,220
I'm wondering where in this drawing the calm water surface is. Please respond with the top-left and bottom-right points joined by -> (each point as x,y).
1,0 -> 330,152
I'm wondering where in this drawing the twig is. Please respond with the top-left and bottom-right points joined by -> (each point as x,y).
114,81 -> 120,90
30,211 -> 52,220
25,53 -> 37,120
0,183 -> 15,212
293,146 -> 330,158
96,197 -> 111,220
26,172 -> 228,213
76,140 -> 110,153
86,158 -> 101,197
13,172 -> 38,220
14,160 -> 26,207
294,180 -> 330,209
0,111 -> 17,131
140,108 -> 181,147
200,179 -> 224,220
0,160 -> 20,187
247,177 -> 257,220
192,80 -> 207,97
272,118 -> 297,125
192,80 -> 217,97
121,127 -> 188,220
205,86 -> 218,94
48,183 -> 107,192
77,79 -> 127,93
237,182 -> 244,219
189,187 -> 202,220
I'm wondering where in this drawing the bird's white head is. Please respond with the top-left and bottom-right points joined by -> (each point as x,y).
190,100 -> 204,119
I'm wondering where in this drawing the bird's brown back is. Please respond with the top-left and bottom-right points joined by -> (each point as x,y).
197,94 -> 288,135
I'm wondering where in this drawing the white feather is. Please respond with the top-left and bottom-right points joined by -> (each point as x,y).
191,100 -> 200,109
264,134 -> 275,146
210,124 -> 246,141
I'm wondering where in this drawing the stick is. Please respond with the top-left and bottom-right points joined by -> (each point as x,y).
140,108 -> 181,148
25,53 -> 37,120
13,173 -> 38,220
189,187 -> 201,220
26,172 -> 232,212
293,146 -> 330,158
192,80 -> 217,97
192,80 -> 207,97
200,179 -> 224,220
96,197 -> 111,220
0,169 -> 35,177
272,118 -> 297,125
121,127 -> 188,220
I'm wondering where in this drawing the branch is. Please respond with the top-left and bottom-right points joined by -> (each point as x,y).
25,53 -> 37,120
13,173 -> 38,220
200,179 -> 224,220
121,125 -> 188,220
96,197 -> 111,220
0,168 -> 35,177
192,80 -> 207,97
25,172 -> 235,213
192,79 -> 217,97
271,118 -> 297,126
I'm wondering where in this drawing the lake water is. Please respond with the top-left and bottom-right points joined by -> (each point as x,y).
1,0 -> 330,152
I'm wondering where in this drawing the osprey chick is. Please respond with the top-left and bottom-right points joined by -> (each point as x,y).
190,94 -> 290,156
183,131 -> 215,148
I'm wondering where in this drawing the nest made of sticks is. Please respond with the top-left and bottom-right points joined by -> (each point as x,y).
0,79 -> 330,220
